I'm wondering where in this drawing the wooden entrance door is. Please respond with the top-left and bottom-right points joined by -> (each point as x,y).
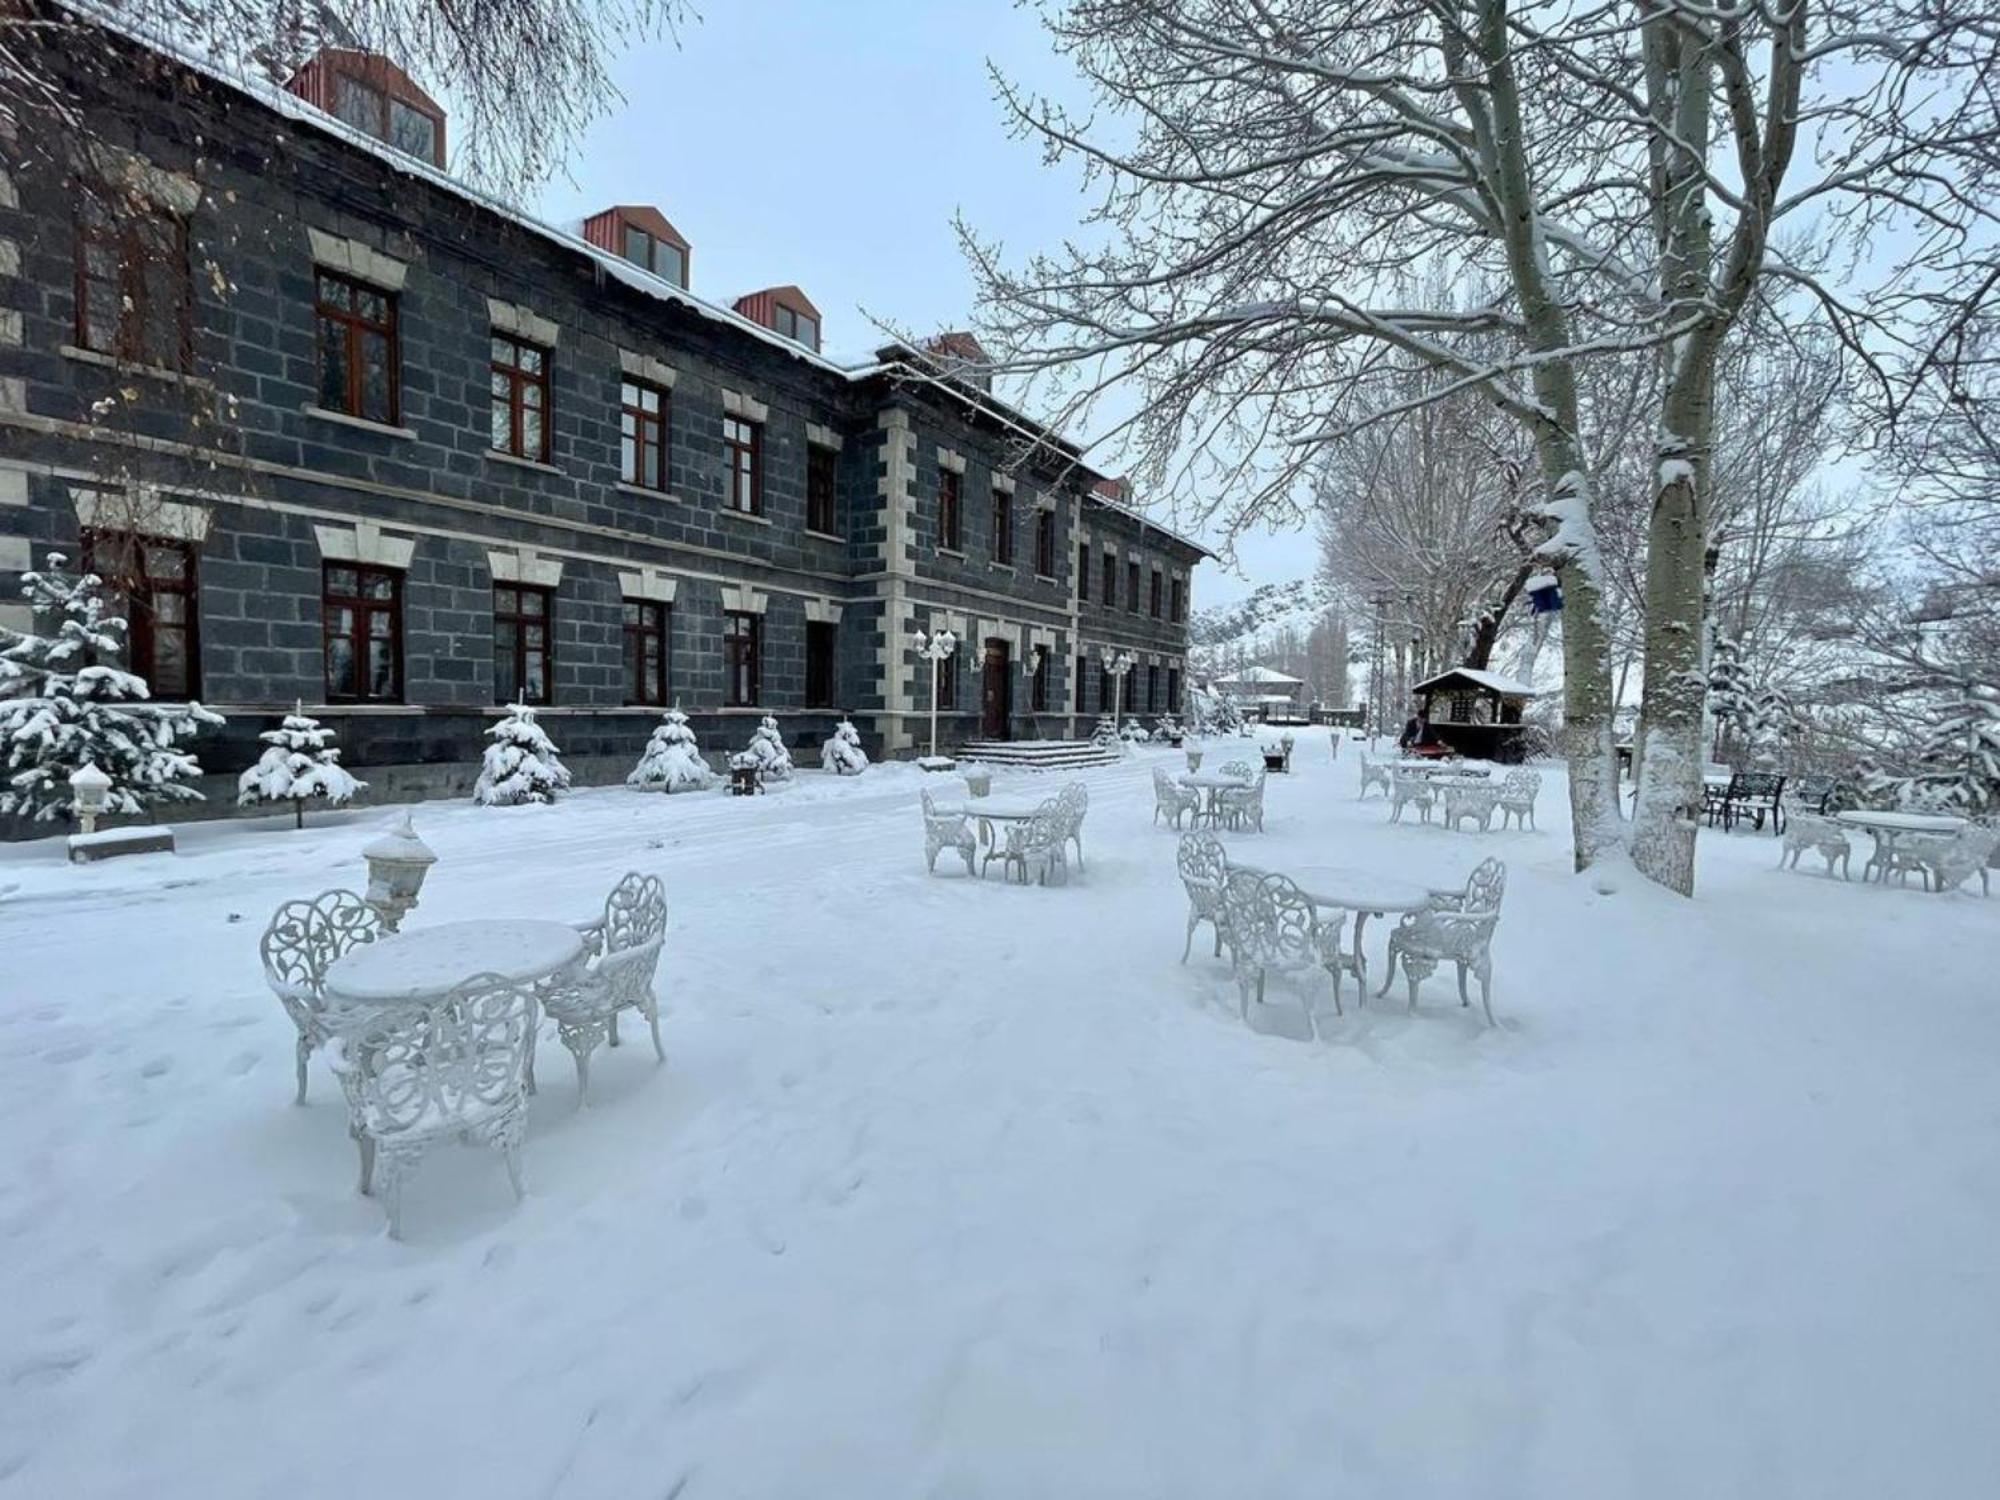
981,638 -> 1012,739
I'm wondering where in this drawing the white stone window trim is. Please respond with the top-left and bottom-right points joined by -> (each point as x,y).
301,403 -> 416,440
720,583 -> 768,616
805,599 -> 844,625
617,348 -> 679,390
487,547 -> 564,589
721,389 -> 770,424
1033,489 -> 1057,512
991,472 -> 1017,495
805,422 -> 841,450
936,447 -> 967,475
487,297 -> 560,348
618,568 -> 680,604
70,485 -> 214,544
307,228 -> 410,292
313,520 -> 415,569
81,142 -> 199,216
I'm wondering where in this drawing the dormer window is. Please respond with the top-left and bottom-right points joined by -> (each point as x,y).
773,304 -> 819,351
286,50 -> 447,167
621,223 -> 688,288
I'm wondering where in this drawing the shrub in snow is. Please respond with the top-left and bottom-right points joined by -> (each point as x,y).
628,703 -> 715,793
743,715 -> 793,781
1746,684 -> 1801,770
237,702 -> 364,828
474,703 -> 571,806
0,553 -> 221,822
1152,714 -> 1184,742
820,718 -> 869,775
1119,718 -> 1149,743
1091,714 -> 1120,748
1902,683 -> 2000,817
1706,635 -> 1753,758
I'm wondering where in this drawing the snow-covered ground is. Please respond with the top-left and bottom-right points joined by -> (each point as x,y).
2,730 -> 1997,1497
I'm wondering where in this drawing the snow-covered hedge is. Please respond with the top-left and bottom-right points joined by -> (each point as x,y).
742,715 -> 793,782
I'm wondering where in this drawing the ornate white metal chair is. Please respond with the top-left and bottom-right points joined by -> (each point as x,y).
1219,870 -> 1347,1039
259,889 -> 384,1104
1177,830 -> 1231,962
1217,769 -> 1267,832
1057,781 -> 1090,868
1001,800 -> 1070,886
1779,813 -> 1853,880
1357,749 -> 1392,800
1153,765 -> 1201,829
921,788 -> 977,876
1497,769 -> 1542,830
1388,770 -> 1436,825
539,872 -> 668,1103
329,971 -> 537,1239
1221,759 -> 1254,781
1379,857 -> 1506,1023
1441,781 -> 1502,832
1901,824 -> 1998,895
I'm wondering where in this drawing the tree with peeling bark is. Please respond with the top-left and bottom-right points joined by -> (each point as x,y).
960,0 -> 2000,895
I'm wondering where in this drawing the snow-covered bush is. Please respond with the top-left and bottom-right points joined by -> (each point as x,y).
628,703 -> 715,793
237,702 -> 364,828
474,703 -> 571,806
743,714 -> 793,782
1119,718 -> 1149,744
0,553 -> 221,822
820,717 -> 869,775
1091,714 -> 1120,749
1152,714 -> 1185,742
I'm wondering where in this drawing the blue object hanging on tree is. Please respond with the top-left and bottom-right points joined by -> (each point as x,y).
1526,572 -> 1563,614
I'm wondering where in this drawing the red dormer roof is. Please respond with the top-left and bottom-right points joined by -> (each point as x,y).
283,49 -> 446,167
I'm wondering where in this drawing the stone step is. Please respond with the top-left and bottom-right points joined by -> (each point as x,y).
957,739 -> 1122,770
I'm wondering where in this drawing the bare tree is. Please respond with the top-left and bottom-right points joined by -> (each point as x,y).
4,0 -> 682,194
961,0 -> 2000,895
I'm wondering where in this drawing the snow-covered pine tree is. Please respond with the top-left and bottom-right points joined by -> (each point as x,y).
0,553 -> 221,822
1746,683 -> 1801,770
236,702 -> 365,828
1904,682 -> 2000,817
474,703 -> 571,806
1706,634 -> 1753,759
743,714 -> 793,781
627,703 -> 715,792
819,717 -> 869,775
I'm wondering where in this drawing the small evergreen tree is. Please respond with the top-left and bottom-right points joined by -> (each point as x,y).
474,703 -> 571,805
627,703 -> 714,792
743,714 -> 793,781
820,717 -> 869,775
1746,683 -> 1801,770
237,702 -> 365,828
1706,634 -> 1753,758
0,553 -> 221,822
1904,683 -> 2000,816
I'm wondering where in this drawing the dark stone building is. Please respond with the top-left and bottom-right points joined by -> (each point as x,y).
0,21 -> 1204,826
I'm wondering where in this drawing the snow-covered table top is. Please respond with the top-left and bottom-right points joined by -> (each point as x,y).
1180,771 -> 1253,790
1273,864 -> 1436,914
1835,811 -> 1968,834
325,919 -> 585,1005
931,794 -> 1045,821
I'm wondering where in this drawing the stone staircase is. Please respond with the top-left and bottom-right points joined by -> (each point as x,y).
955,739 -> 1122,771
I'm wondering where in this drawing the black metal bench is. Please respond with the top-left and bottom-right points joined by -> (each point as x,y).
1708,771 -> 1787,834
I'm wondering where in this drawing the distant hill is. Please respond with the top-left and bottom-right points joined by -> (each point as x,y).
1188,578 -> 1335,651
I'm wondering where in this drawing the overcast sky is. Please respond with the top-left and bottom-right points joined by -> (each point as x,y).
531,0 -> 1313,610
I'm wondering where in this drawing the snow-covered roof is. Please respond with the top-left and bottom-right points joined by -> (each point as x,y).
1413,667 -> 1538,697
87,13 -> 1213,563
1216,666 -> 1306,686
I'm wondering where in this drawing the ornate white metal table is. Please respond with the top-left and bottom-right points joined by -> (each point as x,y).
929,794 -> 1044,875
325,919 -> 586,1008
1279,864 -> 1436,991
1835,810 -> 1969,884
1179,770 -> 1252,827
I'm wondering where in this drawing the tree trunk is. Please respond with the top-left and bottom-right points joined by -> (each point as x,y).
1464,564 -> 1533,669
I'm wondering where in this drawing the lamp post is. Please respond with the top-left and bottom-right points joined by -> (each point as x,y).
362,810 -> 437,932
912,627 -> 958,760
68,761 -> 111,836
1106,650 -> 1136,741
